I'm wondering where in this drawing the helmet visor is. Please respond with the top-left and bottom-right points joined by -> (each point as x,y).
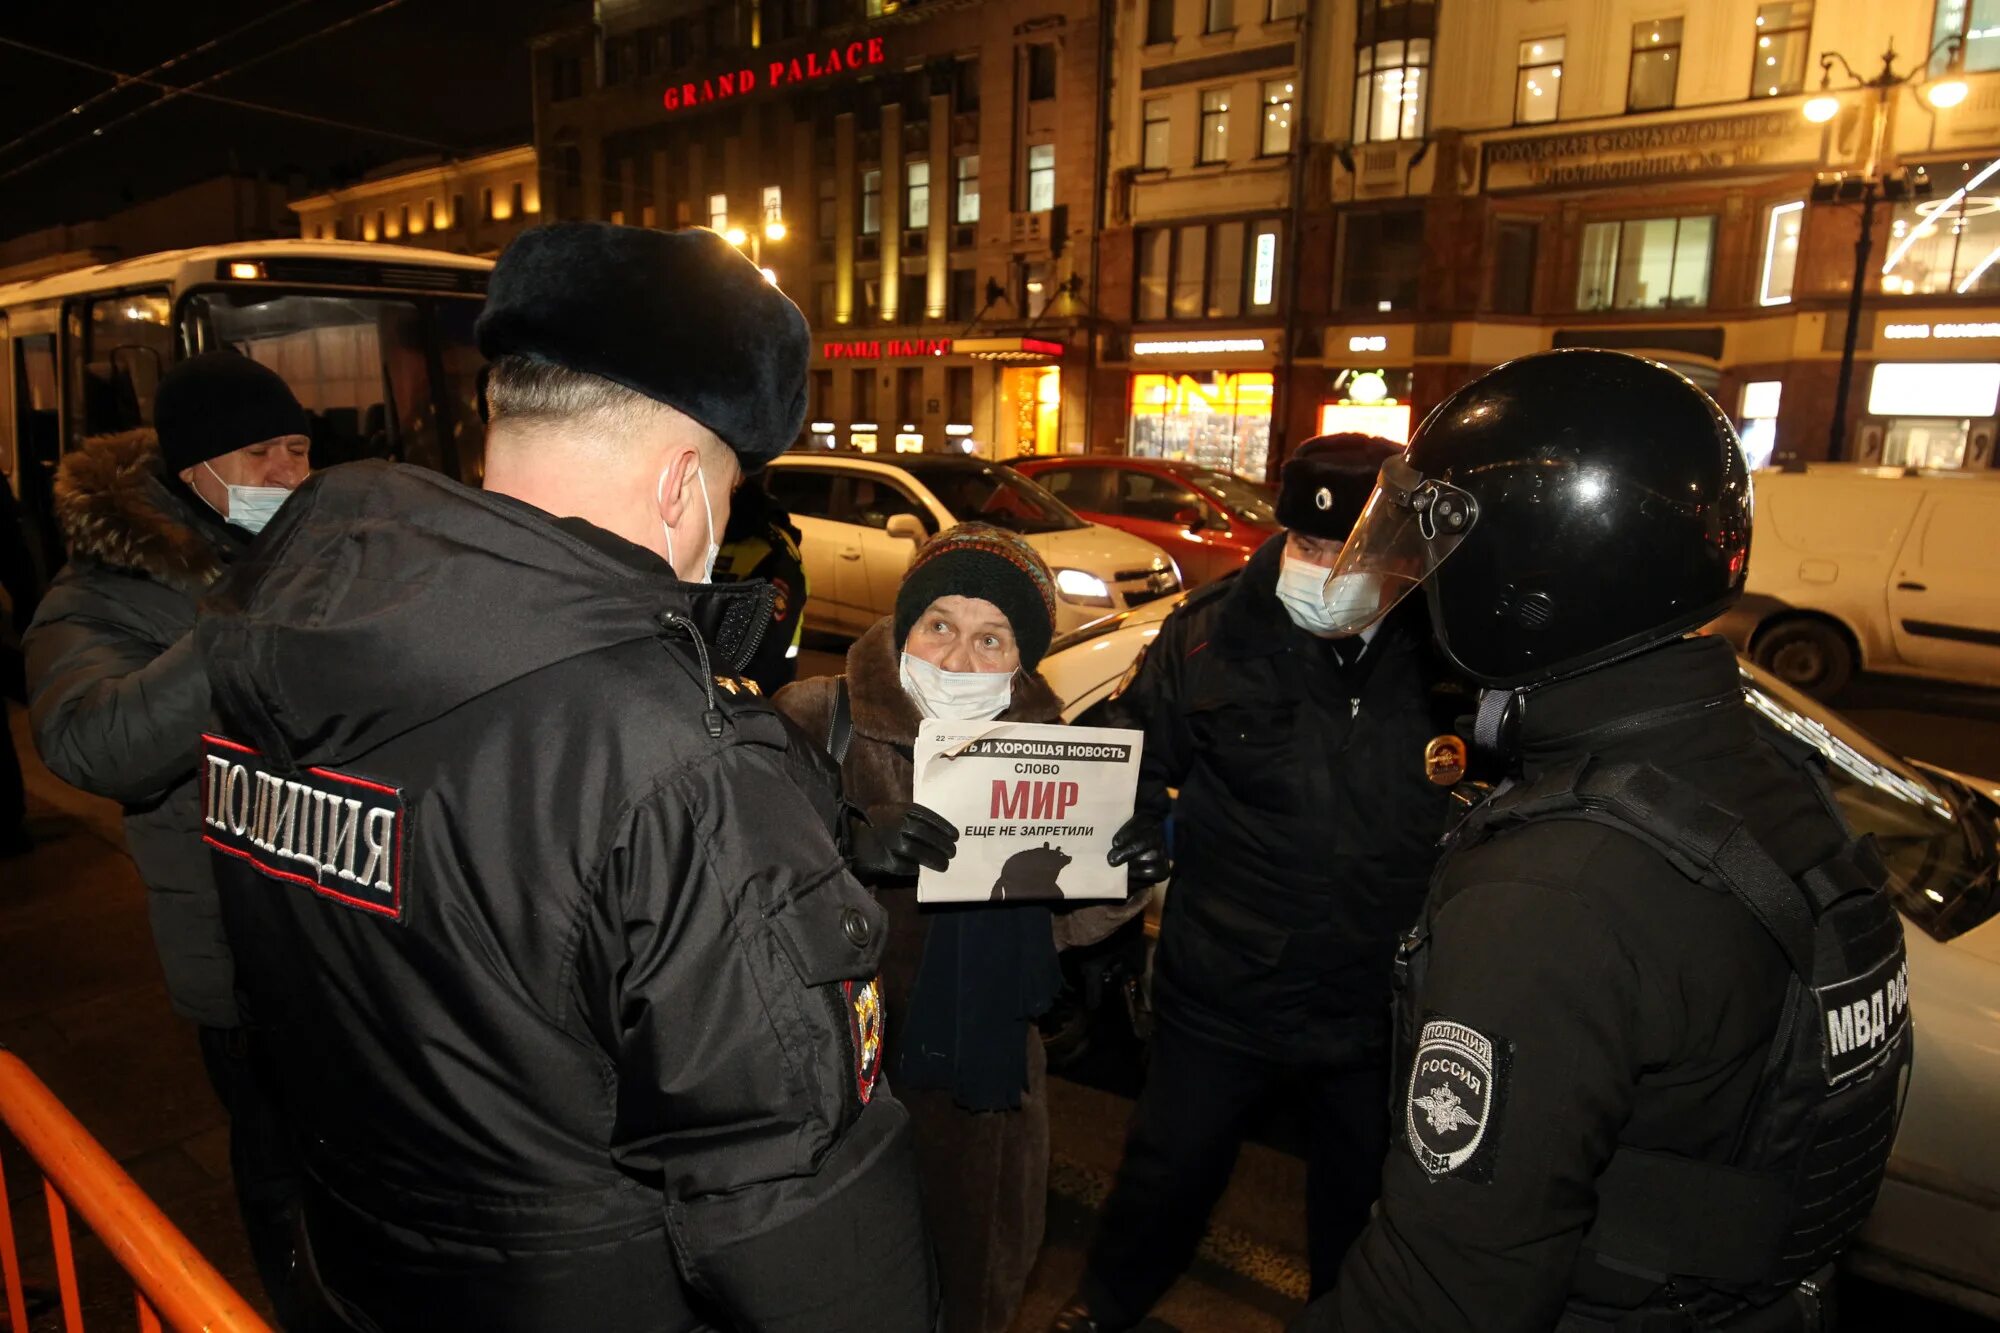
1315,457 -> 1479,635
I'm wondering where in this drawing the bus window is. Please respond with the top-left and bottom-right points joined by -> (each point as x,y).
433,300 -> 485,484
15,334 -> 63,576
67,292 -> 173,443
187,290 -> 482,479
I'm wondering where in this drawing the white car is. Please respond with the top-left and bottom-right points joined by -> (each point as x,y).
1039,591 -> 2000,1318
1712,466 -> 2000,698
764,453 -> 1180,636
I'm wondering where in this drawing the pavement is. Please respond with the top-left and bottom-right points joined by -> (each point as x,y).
3,651 -> 1999,1331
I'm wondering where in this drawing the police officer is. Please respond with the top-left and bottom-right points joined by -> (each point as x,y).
1296,349 -> 1911,1332
716,476 -> 808,695
197,223 -> 935,1333
1054,437 -> 1465,1332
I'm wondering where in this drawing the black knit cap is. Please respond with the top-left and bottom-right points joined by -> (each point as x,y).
894,523 -> 1060,670
476,222 -> 810,467
1276,433 -> 1404,540
153,351 -> 310,474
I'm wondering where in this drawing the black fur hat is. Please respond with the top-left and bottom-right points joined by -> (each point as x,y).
1276,433 -> 1403,540
476,223 -> 810,467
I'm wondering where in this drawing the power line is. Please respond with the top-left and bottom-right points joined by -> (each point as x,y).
0,36 -> 456,157
0,0 -> 416,185
0,0 -> 319,164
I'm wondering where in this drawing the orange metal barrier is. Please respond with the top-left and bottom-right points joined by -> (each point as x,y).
0,1049 -> 271,1333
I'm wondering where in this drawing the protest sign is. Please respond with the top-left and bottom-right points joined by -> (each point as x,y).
911,720 -> 1144,903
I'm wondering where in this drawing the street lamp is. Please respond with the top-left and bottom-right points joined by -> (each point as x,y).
1802,37 -> 1963,461
725,217 -> 787,285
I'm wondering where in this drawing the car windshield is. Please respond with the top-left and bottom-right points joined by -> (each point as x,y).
185,289 -> 487,483
900,459 -> 1087,534
1741,661 -> 1999,942
1191,468 -> 1277,524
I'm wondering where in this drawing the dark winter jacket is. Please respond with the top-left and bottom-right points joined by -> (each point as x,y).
24,430 -> 249,1026
774,617 -> 1142,1333
1315,635 -> 1852,1332
1118,535 -> 1465,1065
197,462 -> 934,1333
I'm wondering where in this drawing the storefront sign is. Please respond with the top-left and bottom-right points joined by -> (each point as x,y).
663,36 -> 886,111
1882,321 -> 2000,340
1482,110 -> 1819,192
1320,402 -> 1412,443
822,337 -> 952,360
1132,338 -> 1267,355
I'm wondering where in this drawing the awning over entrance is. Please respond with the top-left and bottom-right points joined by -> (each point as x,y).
956,337 -> 1065,363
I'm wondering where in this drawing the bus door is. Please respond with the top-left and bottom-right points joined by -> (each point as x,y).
61,290 -> 175,451
10,323 -> 64,580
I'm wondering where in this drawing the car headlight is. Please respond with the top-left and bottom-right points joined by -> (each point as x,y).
1054,567 -> 1113,606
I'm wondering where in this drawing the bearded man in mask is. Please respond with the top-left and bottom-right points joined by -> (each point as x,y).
1054,435 -> 1468,1333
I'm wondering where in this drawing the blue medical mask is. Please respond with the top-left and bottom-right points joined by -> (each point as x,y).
203,462 -> 292,536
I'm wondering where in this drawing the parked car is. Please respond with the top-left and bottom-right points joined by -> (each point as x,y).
1712,465 -> 2000,698
1010,456 -> 1280,587
763,452 -> 1179,635
1041,590 -> 2000,1317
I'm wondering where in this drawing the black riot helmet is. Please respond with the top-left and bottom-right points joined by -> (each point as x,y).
1308,349 -> 1752,690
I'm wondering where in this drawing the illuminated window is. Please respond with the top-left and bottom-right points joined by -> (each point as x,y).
1629,18 -> 1683,111
907,161 -> 930,229
1354,39 -> 1432,141
1515,37 -> 1564,125
1143,99 -> 1171,170
1136,219 -> 1281,321
1759,200 -> 1804,305
1027,144 -> 1055,212
955,153 -> 980,223
763,185 -> 783,223
1751,2 -> 1813,98
1129,371 -> 1276,479
708,193 -> 728,231
1879,159 -> 2000,296
861,169 -> 882,235
1260,78 -> 1295,155
1199,90 -> 1230,164
1576,216 -> 1715,311
1934,0 -> 2000,73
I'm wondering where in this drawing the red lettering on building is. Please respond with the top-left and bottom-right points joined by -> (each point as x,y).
822,338 -> 953,360
667,39 -> 886,109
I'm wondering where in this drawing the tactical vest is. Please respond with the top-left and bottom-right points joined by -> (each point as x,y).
1396,748 -> 1911,1323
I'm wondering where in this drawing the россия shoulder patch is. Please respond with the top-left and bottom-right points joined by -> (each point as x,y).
1406,1014 -> 1511,1183
201,734 -> 408,921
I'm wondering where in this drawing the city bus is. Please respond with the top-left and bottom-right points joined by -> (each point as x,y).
0,238 -> 492,578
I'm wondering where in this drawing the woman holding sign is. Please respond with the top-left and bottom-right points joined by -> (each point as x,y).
776,523 -> 1169,1333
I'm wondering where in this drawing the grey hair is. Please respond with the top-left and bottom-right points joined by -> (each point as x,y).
485,355 -> 677,433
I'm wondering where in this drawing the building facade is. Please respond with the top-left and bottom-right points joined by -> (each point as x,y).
0,175 -> 293,284
1104,0 -> 2000,478
531,0 -> 1111,457
289,145 -> 543,258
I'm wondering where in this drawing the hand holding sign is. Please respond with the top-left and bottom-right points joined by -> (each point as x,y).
911,721 -> 1145,903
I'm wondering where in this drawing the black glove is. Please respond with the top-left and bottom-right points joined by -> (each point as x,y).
849,802 -> 960,882
1107,815 -> 1171,887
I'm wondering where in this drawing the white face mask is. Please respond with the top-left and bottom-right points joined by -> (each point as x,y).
658,461 -> 720,583
202,462 -> 292,536
900,651 -> 1015,721
1276,552 -> 1344,635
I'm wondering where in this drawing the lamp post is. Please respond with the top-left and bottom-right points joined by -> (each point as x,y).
725,217 -> 787,286
1803,38 -> 1965,461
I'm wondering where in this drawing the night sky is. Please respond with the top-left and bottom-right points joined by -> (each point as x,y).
0,0 -> 585,241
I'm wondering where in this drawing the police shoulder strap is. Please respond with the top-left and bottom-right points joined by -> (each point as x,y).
1476,757 -> 1816,981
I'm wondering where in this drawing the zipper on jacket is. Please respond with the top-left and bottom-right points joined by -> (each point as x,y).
656,610 -> 726,738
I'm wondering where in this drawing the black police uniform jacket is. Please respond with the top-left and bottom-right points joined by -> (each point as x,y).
1119,535 -> 1463,1066
195,462 -> 933,1333
1315,636 -> 1865,1332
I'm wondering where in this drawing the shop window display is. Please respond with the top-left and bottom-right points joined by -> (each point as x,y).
1129,371 -> 1273,479
1879,158 -> 2000,296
